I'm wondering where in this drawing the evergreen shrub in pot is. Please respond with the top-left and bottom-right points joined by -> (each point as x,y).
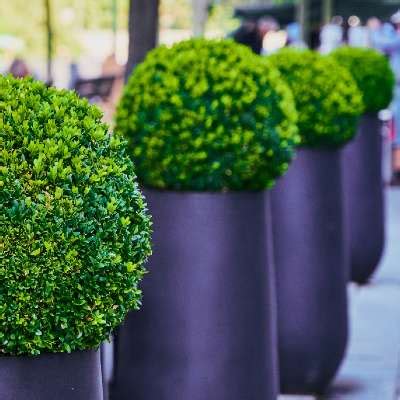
268,48 -> 363,395
113,38 -> 299,400
331,47 -> 395,284
0,76 -> 151,400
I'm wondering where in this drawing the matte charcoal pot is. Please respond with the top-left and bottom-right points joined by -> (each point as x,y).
343,114 -> 385,284
0,350 -> 103,400
271,148 -> 348,395
111,189 -> 278,400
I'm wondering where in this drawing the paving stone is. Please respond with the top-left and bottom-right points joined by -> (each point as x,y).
326,189 -> 400,400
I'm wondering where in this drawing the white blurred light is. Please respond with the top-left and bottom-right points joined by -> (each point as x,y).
60,8 -> 75,25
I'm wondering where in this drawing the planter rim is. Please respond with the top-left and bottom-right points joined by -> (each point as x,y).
363,111 -> 380,118
296,144 -> 347,152
0,349 -> 99,360
141,187 -> 270,195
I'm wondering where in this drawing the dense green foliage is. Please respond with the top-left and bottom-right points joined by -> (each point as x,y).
331,47 -> 395,113
116,39 -> 299,191
0,76 -> 152,356
269,48 -> 363,148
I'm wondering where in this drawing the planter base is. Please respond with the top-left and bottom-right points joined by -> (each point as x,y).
0,350 -> 103,400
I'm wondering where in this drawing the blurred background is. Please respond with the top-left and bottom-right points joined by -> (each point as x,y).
3,1 -> 400,85
0,0 -> 246,87
3,0 -> 399,180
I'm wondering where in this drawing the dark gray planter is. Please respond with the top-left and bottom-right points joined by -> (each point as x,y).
343,114 -> 385,284
0,350 -> 103,400
111,190 -> 278,400
271,148 -> 348,395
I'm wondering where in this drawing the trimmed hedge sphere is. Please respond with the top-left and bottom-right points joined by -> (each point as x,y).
0,76 -> 152,356
269,48 -> 363,148
331,46 -> 395,113
115,38 -> 300,191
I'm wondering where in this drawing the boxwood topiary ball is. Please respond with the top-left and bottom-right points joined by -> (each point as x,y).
331,46 -> 395,114
115,38 -> 299,191
0,76 -> 152,356
269,48 -> 363,148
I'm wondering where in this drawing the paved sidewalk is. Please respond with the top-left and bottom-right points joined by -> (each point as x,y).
327,188 -> 400,400
280,188 -> 400,400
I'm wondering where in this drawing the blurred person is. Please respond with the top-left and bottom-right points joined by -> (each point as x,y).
101,53 -> 125,105
320,16 -> 344,54
286,22 -> 307,48
258,17 -> 279,40
232,20 -> 260,54
367,16 -> 381,30
68,62 -> 80,90
369,17 -> 392,48
101,53 -> 125,123
348,16 -> 368,47
370,12 -> 400,181
367,16 -> 382,46
8,58 -> 30,78
232,17 -> 278,55
259,17 -> 281,54
390,11 -> 400,181
262,30 -> 287,54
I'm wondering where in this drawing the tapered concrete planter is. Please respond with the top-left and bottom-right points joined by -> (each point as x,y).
111,190 -> 278,400
0,350 -> 103,400
343,114 -> 385,284
272,149 -> 348,395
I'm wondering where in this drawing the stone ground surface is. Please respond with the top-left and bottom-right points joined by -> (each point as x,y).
280,188 -> 400,400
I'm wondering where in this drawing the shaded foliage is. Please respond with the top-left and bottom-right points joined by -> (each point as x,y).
269,48 -> 363,148
331,47 -> 395,114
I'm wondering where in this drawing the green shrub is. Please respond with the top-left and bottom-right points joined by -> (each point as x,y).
269,48 -> 363,148
331,46 -> 395,113
115,38 -> 300,191
0,76 -> 152,356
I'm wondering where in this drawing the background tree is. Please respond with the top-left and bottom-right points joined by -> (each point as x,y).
125,0 -> 160,80
192,0 -> 211,36
44,0 -> 54,83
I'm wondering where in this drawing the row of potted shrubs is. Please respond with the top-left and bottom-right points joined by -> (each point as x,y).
0,39 -> 394,400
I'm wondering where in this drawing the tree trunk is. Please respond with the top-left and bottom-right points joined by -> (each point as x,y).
322,0 -> 333,24
192,0 -> 210,37
125,0 -> 159,81
297,0 -> 310,44
44,0 -> 53,84
111,0 -> 118,54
